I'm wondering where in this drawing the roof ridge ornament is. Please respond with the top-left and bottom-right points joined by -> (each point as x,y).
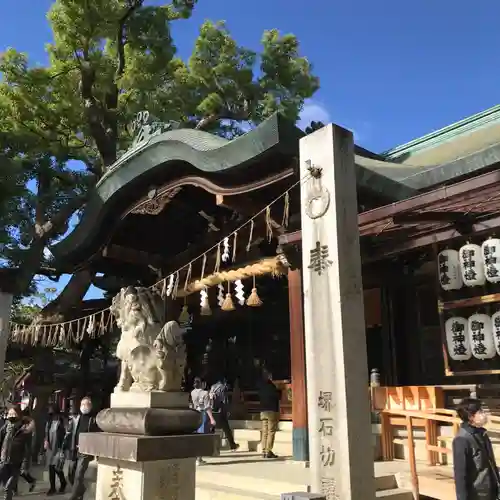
112,112 -> 180,169
129,111 -> 179,148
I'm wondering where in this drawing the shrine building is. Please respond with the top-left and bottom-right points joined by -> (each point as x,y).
12,103 -> 500,468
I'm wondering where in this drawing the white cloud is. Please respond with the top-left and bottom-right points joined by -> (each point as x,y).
298,100 -> 331,130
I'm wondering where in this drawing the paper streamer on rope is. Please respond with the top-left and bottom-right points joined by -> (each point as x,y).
200,288 -> 212,316
235,279 -> 245,306
217,283 -> 225,307
222,237 -> 230,263
265,206 -> 273,242
246,220 -> 254,252
232,232 -> 238,262
9,175 -> 307,346
166,274 -> 174,297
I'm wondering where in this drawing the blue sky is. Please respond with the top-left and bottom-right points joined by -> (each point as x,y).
2,0 -> 500,300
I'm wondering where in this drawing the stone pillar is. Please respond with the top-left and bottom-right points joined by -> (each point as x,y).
0,292 -> 13,384
79,391 -> 219,500
288,269 -> 308,462
299,125 -> 375,500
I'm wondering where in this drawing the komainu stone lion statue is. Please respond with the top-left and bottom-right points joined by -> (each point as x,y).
110,286 -> 186,393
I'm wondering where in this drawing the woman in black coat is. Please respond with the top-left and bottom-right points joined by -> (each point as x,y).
44,405 -> 67,495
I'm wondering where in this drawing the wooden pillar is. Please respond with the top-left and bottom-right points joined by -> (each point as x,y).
288,269 -> 309,462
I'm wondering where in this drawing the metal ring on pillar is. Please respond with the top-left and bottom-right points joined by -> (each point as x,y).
305,187 -> 330,219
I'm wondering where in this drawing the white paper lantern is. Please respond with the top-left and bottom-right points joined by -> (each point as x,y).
468,313 -> 495,360
481,238 -> 500,284
491,311 -> 500,356
445,317 -> 471,361
459,244 -> 486,287
437,249 -> 463,290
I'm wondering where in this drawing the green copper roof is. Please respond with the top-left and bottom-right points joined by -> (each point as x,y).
383,104 -> 500,162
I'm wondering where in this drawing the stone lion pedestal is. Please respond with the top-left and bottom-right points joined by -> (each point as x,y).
79,391 -> 219,500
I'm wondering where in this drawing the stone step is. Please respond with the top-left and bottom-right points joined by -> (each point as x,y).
376,489 -> 413,499
196,471 -> 408,500
196,483 -> 412,500
196,465 -> 308,496
196,482 -> 278,500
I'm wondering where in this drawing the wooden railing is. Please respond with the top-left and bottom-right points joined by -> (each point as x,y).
381,408 -> 500,500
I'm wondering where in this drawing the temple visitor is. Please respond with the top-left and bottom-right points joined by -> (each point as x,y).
63,396 -> 99,500
453,398 -> 500,500
44,404 -> 67,495
191,377 -> 216,466
209,377 -> 239,451
13,407 -> 36,495
258,369 -> 280,459
0,404 -> 35,500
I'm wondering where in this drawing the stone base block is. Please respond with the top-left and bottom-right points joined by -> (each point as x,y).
281,495 -> 326,500
95,456 -> 195,500
111,390 -> 188,409
79,432 -> 219,462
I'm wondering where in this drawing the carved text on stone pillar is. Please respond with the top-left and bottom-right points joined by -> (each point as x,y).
157,462 -> 180,500
318,391 -> 333,412
110,466 -> 124,500
320,444 -> 335,467
309,242 -> 332,275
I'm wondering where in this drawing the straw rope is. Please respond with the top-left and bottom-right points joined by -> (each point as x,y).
9,172 -> 308,346
175,256 -> 286,297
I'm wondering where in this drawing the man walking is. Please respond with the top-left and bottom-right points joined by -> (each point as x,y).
63,397 -> 99,500
0,405 -> 34,500
258,369 -> 280,459
209,377 -> 239,451
453,398 -> 499,500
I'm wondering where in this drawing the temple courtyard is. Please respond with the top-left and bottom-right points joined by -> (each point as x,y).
17,450 -> 455,500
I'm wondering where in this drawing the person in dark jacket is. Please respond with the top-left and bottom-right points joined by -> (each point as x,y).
44,405 -> 67,495
257,369 -> 280,459
0,405 -> 34,500
12,408 -> 36,495
63,397 -> 99,500
453,398 -> 499,500
209,377 -> 239,452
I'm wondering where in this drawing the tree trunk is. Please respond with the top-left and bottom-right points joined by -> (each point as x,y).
39,269 -> 95,322
13,239 -> 47,295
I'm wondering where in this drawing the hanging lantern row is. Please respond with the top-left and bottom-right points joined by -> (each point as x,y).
438,237 -> 500,290
445,312 -> 500,361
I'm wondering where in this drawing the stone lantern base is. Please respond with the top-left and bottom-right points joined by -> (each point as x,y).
79,391 -> 219,500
